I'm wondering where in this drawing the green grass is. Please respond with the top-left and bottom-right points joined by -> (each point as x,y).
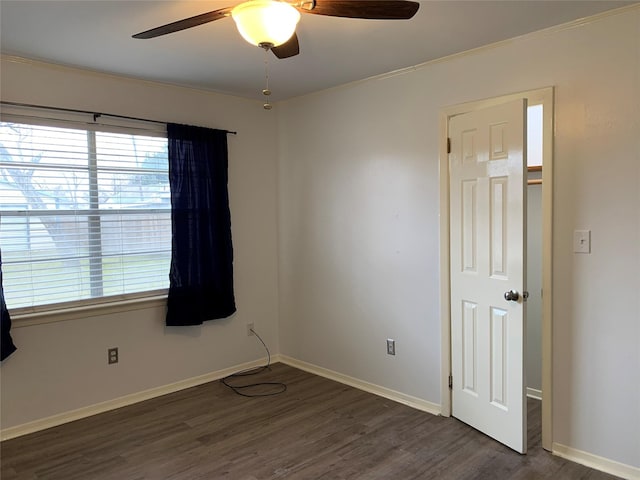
3,253 -> 170,309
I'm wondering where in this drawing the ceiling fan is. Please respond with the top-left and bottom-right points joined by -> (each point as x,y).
132,0 -> 420,59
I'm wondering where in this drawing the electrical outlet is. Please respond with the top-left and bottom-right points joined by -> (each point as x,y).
387,339 -> 396,356
108,347 -> 119,364
247,322 -> 255,336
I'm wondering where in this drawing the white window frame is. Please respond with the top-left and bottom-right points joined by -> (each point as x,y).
0,104 -> 171,324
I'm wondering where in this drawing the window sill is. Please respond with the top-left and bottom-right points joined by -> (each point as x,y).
11,294 -> 168,328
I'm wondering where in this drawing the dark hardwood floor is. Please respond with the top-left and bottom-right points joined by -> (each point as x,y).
1,363 -> 620,479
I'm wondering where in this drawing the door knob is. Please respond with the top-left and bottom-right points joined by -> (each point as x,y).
504,290 -> 520,302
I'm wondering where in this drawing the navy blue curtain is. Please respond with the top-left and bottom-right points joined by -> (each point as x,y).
166,124 -> 236,326
1,250 -> 17,361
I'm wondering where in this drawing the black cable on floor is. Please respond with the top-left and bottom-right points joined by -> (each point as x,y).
221,327 -> 287,398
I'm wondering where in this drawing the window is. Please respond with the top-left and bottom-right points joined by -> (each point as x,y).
0,108 -> 171,311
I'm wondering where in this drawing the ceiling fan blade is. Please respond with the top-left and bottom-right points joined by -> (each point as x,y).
302,1 -> 419,20
132,7 -> 233,39
271,34 -> 300,59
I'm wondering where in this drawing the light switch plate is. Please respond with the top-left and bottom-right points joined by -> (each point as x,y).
573,230 -> 591,254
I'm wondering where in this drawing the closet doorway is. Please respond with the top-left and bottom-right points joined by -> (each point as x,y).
439,87 -> 554,451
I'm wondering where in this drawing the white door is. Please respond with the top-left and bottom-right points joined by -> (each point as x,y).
449,99 -> 527,453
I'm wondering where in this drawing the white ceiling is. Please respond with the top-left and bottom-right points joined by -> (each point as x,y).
0,1 -> 635,102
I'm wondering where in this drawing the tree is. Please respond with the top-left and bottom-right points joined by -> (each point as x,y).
0,123 -> 85,253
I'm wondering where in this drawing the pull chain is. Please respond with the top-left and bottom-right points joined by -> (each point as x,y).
262,45 -> 272,110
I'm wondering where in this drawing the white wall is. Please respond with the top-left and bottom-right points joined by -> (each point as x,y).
278,6 -> 639,469
527,182 -> 542,393
526,106 -> 544,394
0,57 -> 281,430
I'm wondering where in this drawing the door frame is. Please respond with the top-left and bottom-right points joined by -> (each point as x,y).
438,87 -> 554,451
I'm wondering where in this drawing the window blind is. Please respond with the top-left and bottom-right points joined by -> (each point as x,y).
0,118 -> 171,311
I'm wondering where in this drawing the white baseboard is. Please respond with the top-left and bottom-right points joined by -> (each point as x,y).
0,357 -> 269,442
526,387 -> 542,400
278,355 -> 441,416
553,442 -> 640,480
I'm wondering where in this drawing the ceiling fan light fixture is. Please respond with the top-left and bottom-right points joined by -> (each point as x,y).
232,0 -> 301,48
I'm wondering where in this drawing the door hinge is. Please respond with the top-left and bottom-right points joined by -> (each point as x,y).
447,137 -> 451,154
448,374 -> 453,389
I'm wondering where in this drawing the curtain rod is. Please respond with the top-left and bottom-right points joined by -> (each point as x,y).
0,101 -> 238,135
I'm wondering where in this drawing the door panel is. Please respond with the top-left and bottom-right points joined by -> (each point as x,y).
450,99 -> 527,454
462,300 -> 478,395
490,306 -> 508,409
462,180 -> 478,272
